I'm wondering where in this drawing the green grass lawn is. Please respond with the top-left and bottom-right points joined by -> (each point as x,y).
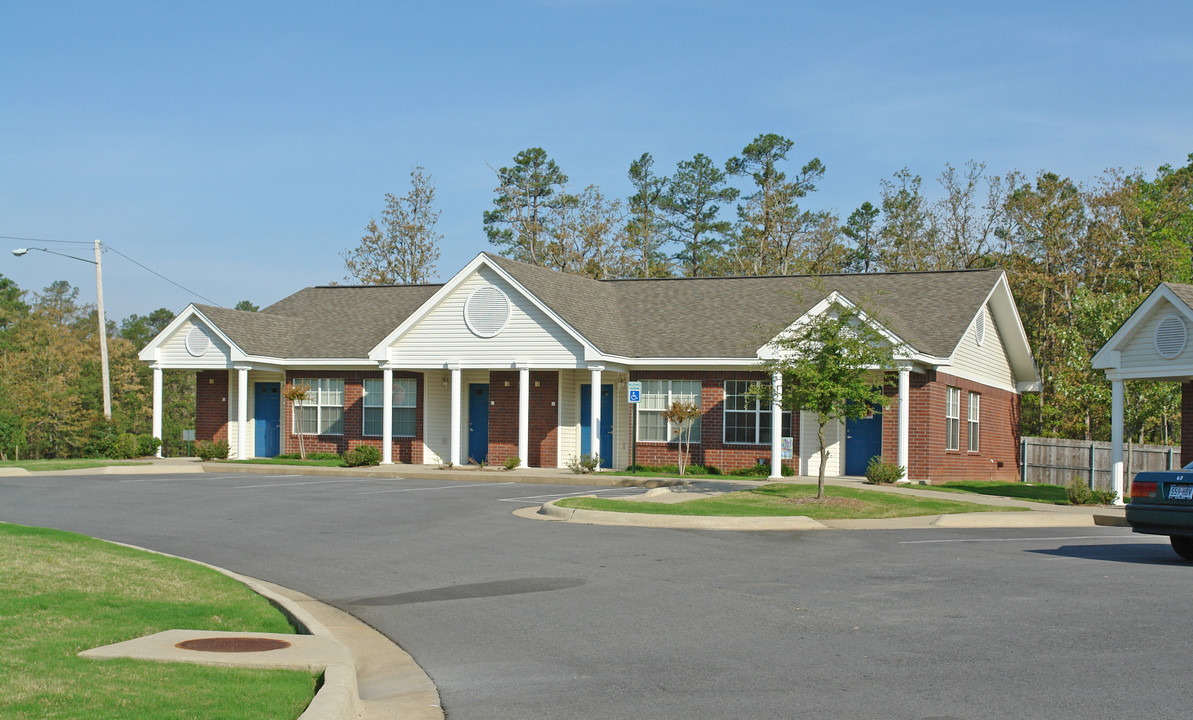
556,483 -> 1026,520
917,480 -> 1070,505
0,459 -> 153,472
0,523 -> 315,720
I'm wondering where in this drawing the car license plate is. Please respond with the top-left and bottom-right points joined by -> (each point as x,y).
1168,485 -> 1193,501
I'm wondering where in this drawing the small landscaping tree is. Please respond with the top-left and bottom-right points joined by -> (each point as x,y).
282,383 -> 310,461
662,400 -> 701,476
761,299 -> 896,499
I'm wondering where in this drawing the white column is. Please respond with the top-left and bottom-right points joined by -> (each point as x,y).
382,366 -> 394,464
590,366 -> 603,466
449,365 -> 462,466
152,366 -> 163,457
1111,378 -> 1125,506
769,371 -> 783,479
898,366 -> 910,477
236,366 -> 249,460
518,364 -> 530,468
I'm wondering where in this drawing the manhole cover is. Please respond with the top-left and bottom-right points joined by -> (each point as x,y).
175,637 -> 291,653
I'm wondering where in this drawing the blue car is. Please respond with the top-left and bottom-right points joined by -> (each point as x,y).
1127,465 -> 1193,560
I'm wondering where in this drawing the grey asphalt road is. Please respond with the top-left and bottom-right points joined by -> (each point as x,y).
1,471 -> 1188,720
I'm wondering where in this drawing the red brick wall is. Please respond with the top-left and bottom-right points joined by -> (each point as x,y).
196,370 -> 229,444
627,371 -> 798,473
483,370 -> 559,468
281,371 -> 422,462
883,369 -> 1021,483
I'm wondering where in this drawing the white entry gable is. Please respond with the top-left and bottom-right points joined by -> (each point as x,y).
1093,284 -> 1193,381
138,305 -> 240,368
755,291 -> 911,363
369,253 -> 600,368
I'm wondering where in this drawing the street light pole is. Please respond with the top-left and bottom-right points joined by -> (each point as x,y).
11,240 -> 112,420
93,239 -> 111,419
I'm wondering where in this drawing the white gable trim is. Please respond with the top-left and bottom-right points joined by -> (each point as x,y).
958,272 -> 1039,390
138,305 -> 248,365
368,253 -> 602,362
1093,284 -> 1193,371
756,291 -> 921,362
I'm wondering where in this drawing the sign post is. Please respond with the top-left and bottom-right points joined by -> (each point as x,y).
627,382 -> 641,473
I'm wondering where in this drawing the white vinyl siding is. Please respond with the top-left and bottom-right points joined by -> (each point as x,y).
800,410 -> 842,477
387,267 -> 586,367
946,386 -> 960,451
294,378 -> 344,435
637,380 -> 701,443
968,392 -> 980,452
1117,300 -> 1193,371
950,305 -> 1016,392
363,378 -> 416,437
158,319 -> 232,368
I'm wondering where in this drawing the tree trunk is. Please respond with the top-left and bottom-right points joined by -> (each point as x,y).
817,422 -> 827,500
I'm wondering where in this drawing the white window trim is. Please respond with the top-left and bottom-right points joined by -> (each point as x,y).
293,378 -> 345,436
636,379 -> 702,444
723,380 -> 790,446
945,386 -> 960,452
363,377 -> 417,438
967,391 -> 980,453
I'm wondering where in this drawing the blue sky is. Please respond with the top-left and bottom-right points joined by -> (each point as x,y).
3,1 -> 1191,323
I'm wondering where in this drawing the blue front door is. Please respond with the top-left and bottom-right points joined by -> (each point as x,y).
580,384 -> 613,468
468,384 -> 489,463
254,382 -> 281,457
845,403 -> 883,476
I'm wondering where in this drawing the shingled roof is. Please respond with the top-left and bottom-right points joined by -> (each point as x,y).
197,253 -> 1005,361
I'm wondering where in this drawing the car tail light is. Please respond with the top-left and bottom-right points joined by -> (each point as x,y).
1131,481 -> 1157,499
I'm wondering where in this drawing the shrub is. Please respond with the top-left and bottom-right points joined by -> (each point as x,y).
864,457 -> 906,485
566,454 -> 601,474
1090,488 -> 1119,505
503,456 -> 520,470
113,433 -> 140,459
196,440 -> 229,461
342,445 -> 382,467
1066,476 -> 1093,505
136,434 -> 161,457
729,462 -> 794,477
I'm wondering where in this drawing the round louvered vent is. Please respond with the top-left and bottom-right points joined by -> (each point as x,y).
185,326 -> 210,357
464,285 -> 511,338
1155,314 -> 1187,359
975,310 -> 986,346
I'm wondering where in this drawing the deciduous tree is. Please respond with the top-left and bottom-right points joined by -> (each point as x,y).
344,166 -> 442,284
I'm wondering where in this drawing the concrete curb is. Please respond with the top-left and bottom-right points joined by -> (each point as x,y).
94,541 -> 443,720
536,499 -> 829,530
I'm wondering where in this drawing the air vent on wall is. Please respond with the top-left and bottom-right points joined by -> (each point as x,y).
185,326 -> 210,357
464,285 -> 511,338
1155,314 -> 1187,359
975,309 -> 986,346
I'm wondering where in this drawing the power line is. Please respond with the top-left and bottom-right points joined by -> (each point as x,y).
3,233 -> 224,307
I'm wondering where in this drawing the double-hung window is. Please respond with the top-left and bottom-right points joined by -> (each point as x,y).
945,386 -> 961,451
967,392 -> 980,452
724,380 -> 790,445
637,380 -> 701,442
363,378 -> 417,437
293,378 -> 344,435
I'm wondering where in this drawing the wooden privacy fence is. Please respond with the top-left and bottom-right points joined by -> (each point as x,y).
1021,437 -> 1181,490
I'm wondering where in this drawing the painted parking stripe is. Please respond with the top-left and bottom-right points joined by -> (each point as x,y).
497,487 -> 646,503
234,477 -> 377,489
899,534 -> 1149,545
358,482 -> 514,495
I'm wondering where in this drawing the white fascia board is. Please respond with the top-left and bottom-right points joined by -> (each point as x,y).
981,273 -> 1041,384
137,305 -> 248,363
755,291 -> 914,361
368,253 -> 601,362
1091,284 -> 1192,369
627,356 -> 760,367
1103,365 -> 1193,382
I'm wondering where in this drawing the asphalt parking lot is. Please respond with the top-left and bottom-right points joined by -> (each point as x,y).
1,471 -> 1187,720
